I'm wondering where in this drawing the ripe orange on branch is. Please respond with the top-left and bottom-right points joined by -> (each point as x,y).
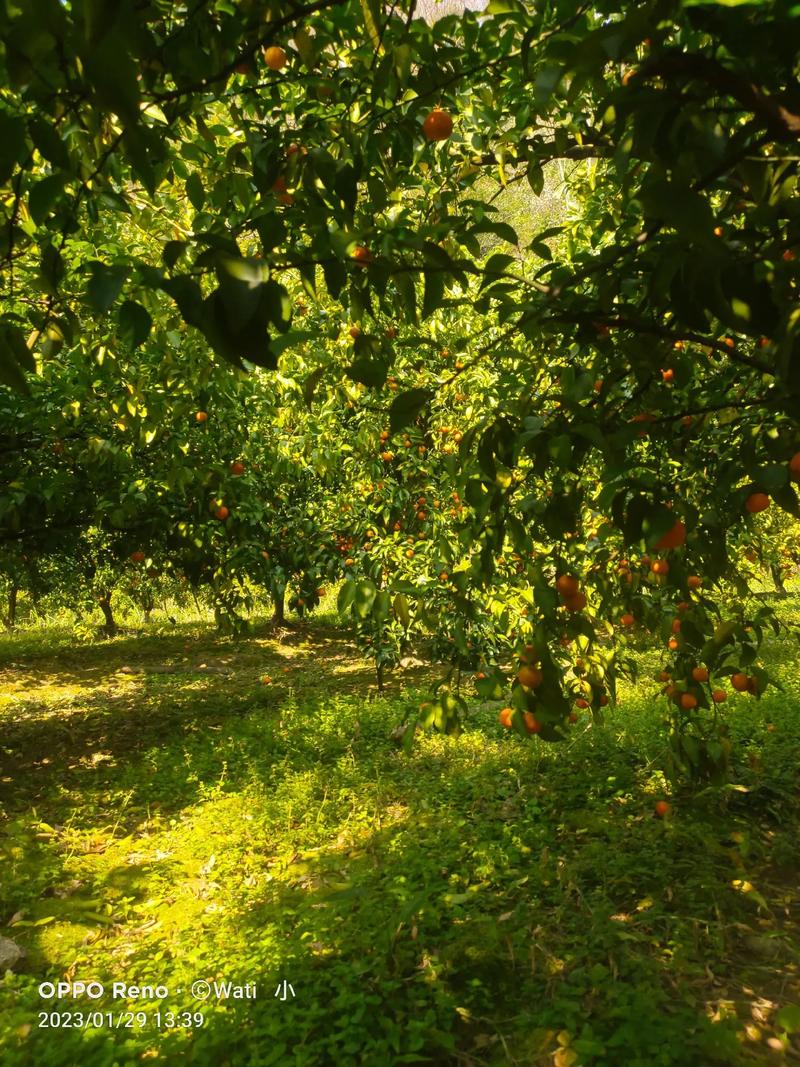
691,666 -> 709,683
215,505 -> 229,520
263,46 -> 287,70
556,574 -> 580,597
745,492 -> 770,514
680,693 -> 697,710
351,245 -> 373,265
655,800 -> 671,818
423,108 -> 454,142
517,665 -> 543,689
498,707 -> 514,728
195,410 -> 208,423
789,452 -> 800,480
130,550 -> 146,563
687,575 -> 702,590
654,520 -> 686,550
712,689 -> 727,703
731,673 -> 749,691
523,712 -> 541,734
563,591 -> 587,612
620,613 -> 635,627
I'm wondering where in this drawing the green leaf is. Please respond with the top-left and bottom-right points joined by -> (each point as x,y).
422,269 -> 445,319
0,112 -> 27,184
29,172 -> 67,226
118,301 -> 152,349
353,580 -> 377,619
776,1005 -> 800,1034
28,117 -> 70,170
390,388 -> 431,434
303,366 -> 326,408
360,0 -> 383,50
186,172 -> 205,211
373,590 -> 391,621
87,261 -> 129,313
393,593 -> 410,627
337,580 -> 356,614
84,30 -> 140,121
0,325 -> 34,394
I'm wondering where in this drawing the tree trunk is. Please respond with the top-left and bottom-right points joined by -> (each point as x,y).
272,588 -> 286,626
142,589 -> 154,624
770,563 -> 786,595
98,591 -> 117,635
4,586 -> 18,629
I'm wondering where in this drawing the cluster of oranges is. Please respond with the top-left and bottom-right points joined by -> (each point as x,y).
556,573 -> 586,612
660,663 -> 759,707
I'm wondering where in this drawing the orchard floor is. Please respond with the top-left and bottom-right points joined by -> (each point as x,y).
1,601 -> 799,1067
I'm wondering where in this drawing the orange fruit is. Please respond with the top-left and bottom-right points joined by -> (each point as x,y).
671,618 -> 681,634
789,451 -> 800,480
263,45 -> 288,70
405,549 -> 414,559
691,666 -> 709,683
380,451 -> 393,462
215,505 -> 229,520
563,591 -> 587,612
271,176 -> 294,205
349,325 -> 361,339
680,693 -> 697,710
745,492 -> 770,514
620,613 -> 635,627
344,557 -> 354,566
712,689 -> 727,703
655,800 -> 671,818
498,707 -> 514,728
261,675 -> 272,685
731,672 -> 749,691
230,461 -> 245,476
654,520 -> 686,550
568,711 -> 579,723
661,368 -> 674,383
782,249 -> 796,261
658,670 -> 671,682
668,638 -> 679,651
652,559 -> 670,575
523,712 -> 541,734
517,665 -> 543,689
352,245 -> 373,264
422,108 -> 453,142
599,694 -> 609,707
575,697 -> 589,709
676,601 -> 690,612
713,225 -> 723,237
556,574 -> 580,597
687,575 -> 702,590
196,410 -> 208,423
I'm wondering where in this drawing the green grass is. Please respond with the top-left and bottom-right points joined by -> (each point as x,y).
1,604 -> 799,1066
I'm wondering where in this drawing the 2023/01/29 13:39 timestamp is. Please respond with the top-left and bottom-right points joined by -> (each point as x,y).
38,1010 -> 205,1029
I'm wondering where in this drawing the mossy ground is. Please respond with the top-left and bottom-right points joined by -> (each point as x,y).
1,597 -> 799,1066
